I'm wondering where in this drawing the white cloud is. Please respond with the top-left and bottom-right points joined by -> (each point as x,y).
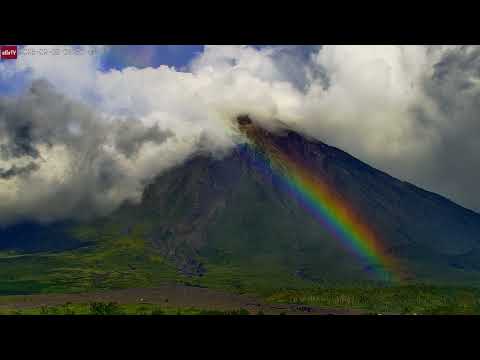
15,45 -> 103,102
2,44 -> 480,223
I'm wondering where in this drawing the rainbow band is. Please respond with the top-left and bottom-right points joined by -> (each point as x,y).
241,126 -> 403,282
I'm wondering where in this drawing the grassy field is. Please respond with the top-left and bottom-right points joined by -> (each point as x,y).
0,301 -> 252,315
0,219 -> 318,296
267,285 -> 480,314
2,285 -> 480,314
4,241 -> 480,315
2,221 -> 480,315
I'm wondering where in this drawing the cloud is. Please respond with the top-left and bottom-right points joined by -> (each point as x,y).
2,44 -> 480,225
292,45 -> 480,212
0,80 -> 180,225
416,45 -> 480,210
14,45 -> 103,102
0,162 -> 39,180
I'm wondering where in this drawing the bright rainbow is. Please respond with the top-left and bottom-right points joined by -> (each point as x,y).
239,123 -> 404,282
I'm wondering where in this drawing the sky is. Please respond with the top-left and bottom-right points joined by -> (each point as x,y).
0,45 -> 480,225
99,45 -> 204,71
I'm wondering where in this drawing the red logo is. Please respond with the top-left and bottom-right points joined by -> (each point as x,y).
1,46 -> 17,60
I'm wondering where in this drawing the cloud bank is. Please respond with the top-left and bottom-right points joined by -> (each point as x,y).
0,79 -> 182,224
1,44 -> 480,224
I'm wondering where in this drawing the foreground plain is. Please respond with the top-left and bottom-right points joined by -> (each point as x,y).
1,283 -> 480,315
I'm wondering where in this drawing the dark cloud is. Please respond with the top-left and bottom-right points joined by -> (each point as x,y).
0,80 -> 174,224
417,45 -> 480,211
114,120 -> 173,158
0,162 -> 39,179
266,45 -> 329,91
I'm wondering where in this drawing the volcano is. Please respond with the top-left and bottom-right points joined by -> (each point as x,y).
2,115 -> 480,290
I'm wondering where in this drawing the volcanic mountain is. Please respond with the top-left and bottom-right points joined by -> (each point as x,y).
2,115 -> 480,291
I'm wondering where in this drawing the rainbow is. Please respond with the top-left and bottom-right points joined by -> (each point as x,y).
239,123 -> 404,282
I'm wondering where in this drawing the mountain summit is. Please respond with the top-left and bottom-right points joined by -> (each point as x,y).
113,115 -> 480,285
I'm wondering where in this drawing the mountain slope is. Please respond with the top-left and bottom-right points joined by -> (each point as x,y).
1,116 -> 480,291
109,117 -> 480,285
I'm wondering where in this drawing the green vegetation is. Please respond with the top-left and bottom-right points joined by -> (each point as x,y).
0,302 -> 251,315
1,207 -> 480,316
267,285 -> 480,314
0,217 -> 323,297
0,221 -> 188,295
3,285 -> 480,315
2,224 -> 480,316
3,130 -> 480,316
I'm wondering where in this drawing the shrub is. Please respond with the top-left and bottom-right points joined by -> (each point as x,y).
89,302 -> 124,315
